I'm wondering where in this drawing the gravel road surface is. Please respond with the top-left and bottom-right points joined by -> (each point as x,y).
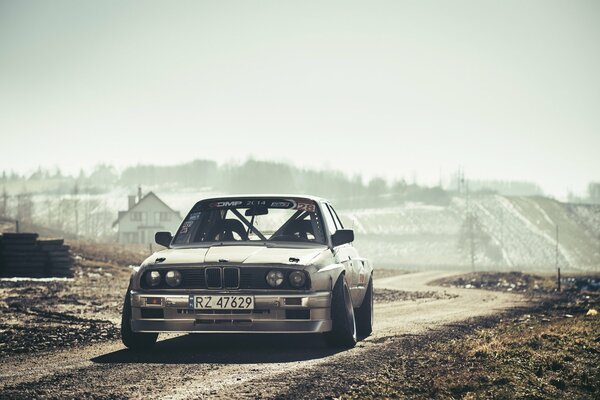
0,271 -> 523,399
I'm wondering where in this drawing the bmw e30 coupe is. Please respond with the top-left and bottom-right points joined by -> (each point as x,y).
121,195 -> 373,349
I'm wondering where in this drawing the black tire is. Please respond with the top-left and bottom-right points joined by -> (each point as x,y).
121,287 -> 158,350
324,275 -> 357,348
38,239 -> 65,246
355,277 -> 373,338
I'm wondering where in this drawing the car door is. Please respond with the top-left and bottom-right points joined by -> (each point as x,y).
323,202 -> 362,305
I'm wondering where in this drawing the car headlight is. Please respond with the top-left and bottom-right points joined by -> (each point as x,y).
145,270 -> 161,287
289,271 -> 306,288
165,270 -> 182,287
266,270 -> 284,288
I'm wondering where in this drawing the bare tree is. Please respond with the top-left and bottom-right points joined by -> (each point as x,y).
1,187 -> 8,217
72,183 -> 79,238
16,190 -> 34,225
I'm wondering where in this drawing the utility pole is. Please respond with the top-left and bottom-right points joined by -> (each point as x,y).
556,224 -> 560,291
467,181 -> 475,271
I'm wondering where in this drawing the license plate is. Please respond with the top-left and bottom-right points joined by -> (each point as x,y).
193,295 -> 254,310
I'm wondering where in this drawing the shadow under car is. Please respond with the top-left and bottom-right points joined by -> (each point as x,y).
91,333 -> 343,364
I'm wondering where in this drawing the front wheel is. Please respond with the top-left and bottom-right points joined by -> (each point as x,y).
121,287 -> 158,350
324,275 -> 357,348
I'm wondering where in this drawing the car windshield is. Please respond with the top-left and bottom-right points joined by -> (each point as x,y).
173,197 -> 326,245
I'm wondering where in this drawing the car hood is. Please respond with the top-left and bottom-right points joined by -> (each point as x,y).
145,245 -> 329,266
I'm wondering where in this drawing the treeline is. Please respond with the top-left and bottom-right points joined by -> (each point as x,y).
0,159 -> 452,208
465,179 -> 543,196
120,159 -> 365,198
109,159 -> 452,207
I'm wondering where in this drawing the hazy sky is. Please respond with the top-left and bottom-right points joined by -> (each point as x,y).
1,0 -> 599,197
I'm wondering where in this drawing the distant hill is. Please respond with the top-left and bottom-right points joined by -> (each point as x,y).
342,195 -> 600,272
2,161 -> 599,271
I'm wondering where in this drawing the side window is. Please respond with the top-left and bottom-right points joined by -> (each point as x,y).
321,203 -> 337,235
328,204 -> 344,230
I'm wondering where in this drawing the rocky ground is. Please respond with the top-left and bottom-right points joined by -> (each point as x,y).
0,244 -> 413,360
269,298 -> 600,399
0,241 -> 137,358
252,273 -> 600,399
373,287 -> 457,303
434,270 -> 600,294
1,244 -> 598,399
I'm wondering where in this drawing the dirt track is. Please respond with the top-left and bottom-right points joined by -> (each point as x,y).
0,271 -> 524,399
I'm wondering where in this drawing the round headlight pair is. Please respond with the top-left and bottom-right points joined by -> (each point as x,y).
145,270 -> 182,287
265,270 -> 306,288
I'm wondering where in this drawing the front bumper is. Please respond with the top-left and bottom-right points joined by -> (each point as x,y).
129,291 -> 332,334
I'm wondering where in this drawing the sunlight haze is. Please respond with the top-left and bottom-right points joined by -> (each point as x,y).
1,0 -> 599,197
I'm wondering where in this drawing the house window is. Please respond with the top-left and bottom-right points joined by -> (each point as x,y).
160,212 -> 171,221
131,212 -> 142,221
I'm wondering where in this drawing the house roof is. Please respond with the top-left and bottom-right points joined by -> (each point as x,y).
112,191 -> 181,228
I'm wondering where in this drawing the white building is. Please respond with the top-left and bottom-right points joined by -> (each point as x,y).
113,188 -> 181,244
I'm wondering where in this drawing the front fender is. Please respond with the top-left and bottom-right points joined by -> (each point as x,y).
312,263 -> 346,292
130,260 -> 154,291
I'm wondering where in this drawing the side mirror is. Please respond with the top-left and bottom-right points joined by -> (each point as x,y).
155,231 -> 173,247
331,229 -> 354,247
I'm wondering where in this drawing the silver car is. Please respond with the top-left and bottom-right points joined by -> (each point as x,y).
121,195 -> 373,349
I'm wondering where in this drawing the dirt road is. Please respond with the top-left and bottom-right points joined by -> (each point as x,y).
0,271 -> 523,399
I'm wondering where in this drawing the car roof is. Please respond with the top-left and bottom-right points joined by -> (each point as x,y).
197,194 -> 331,203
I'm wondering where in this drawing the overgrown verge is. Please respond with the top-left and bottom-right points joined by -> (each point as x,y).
0,246 -> 137,358
434,271 -> 600,294
273,281 -> 599,399
342,299 -> 599,399
67,240 -> 150,267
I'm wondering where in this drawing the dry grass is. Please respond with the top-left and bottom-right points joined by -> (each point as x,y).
442,314 -> 600,399
67,239 -> 151,267
336,311 -> 600,399
336,273 -> 600,400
